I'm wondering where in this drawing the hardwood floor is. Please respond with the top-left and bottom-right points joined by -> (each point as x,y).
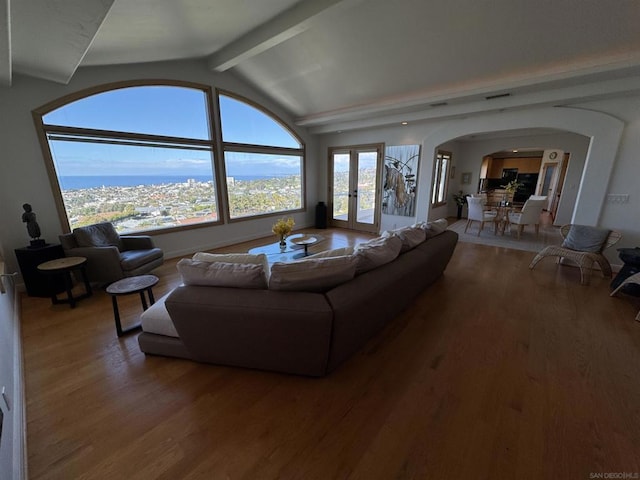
21,228 -> 640,479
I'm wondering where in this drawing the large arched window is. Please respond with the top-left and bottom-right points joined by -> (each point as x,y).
218,91 -> 305,219
34,82 -> 305,233
36,82 -> 219,234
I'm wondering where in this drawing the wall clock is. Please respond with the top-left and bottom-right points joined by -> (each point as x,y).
549,151 -> 558,160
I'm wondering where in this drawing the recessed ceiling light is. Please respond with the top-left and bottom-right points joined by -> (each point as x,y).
401,121 -> 408,125
513,149 -> 518,153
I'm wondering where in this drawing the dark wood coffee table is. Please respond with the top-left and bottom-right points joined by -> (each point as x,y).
106,274 -> 159,337
289,235 -> 321,256
249,234 -> 323,262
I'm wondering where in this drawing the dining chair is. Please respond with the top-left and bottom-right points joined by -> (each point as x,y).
469,193 -> 494,212
464,196 -> 497,236
507,196 -> 547,239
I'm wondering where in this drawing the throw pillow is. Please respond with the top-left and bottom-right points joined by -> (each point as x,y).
192,252 -> 268,272
177,258 -> 268,289
268,255 -> 358,292
383,225 -> 426,252
562,225 -> 611,253
353,234 -> 403,274
414,218 -> 448,238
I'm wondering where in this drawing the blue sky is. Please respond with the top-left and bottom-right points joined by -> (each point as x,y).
44,86 -> 301,177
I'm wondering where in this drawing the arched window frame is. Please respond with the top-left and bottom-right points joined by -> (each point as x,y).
32,80 -> 306,234
215,89 -> 306,222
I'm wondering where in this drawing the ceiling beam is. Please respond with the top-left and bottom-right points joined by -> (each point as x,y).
11,0 -> 115,84
296,53 -> 640,130
0,0 -> 10,86
207,0 -> 356,72
304,75 -> 640,134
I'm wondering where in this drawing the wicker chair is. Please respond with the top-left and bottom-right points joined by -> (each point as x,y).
529,224 -> 622,285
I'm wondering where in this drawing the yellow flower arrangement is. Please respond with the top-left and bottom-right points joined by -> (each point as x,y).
272,217 -> 295,244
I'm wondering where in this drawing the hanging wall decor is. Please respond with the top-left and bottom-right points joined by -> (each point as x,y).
382,144 -> 421,217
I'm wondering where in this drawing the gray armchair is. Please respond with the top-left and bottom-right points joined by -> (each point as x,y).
59,222 -> 164,285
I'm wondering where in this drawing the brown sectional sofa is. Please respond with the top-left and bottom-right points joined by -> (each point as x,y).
138,230 -> 458,376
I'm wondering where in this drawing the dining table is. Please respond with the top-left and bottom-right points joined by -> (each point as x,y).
490,202 -> 523,236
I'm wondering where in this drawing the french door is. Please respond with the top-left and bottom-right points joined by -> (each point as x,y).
538,162 -> 558,211
328,144 -> 383,233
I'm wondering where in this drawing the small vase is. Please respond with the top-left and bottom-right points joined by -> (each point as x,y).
279,236 -> 287,248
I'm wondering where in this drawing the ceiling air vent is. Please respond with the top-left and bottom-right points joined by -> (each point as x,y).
485,93 -> 511,100
430,101 -> 448,107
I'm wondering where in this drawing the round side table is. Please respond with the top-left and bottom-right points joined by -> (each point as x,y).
37,256 -> 92,308
106,274 -> 159,337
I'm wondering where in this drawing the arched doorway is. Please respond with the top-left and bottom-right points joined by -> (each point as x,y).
415,106 -> 624,226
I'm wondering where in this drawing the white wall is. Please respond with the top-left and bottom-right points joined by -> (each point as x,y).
0,271 -> 26,480
0,149 -> 26,480
318,100 -> 639,266
0,60 -> 319,277
574,96 -> 640,244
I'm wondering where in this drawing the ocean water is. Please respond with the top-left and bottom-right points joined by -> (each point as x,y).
59,175 -> 292,190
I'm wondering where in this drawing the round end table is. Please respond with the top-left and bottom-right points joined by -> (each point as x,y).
37,256 -> 92,308
106,274 -> 159,337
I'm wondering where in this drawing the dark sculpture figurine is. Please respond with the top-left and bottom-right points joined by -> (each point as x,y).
22,203 -> 45,247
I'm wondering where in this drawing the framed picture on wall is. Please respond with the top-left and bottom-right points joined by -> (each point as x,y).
382,144 -> 421,217
461,172 -> 472,184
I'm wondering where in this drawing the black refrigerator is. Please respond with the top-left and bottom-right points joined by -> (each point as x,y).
514,173 -> 539,202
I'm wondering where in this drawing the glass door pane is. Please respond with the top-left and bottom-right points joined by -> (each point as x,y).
541,164 -> 556,196
437,156 -> 449,203
328,144 -> 382,233
332,153 -> 350,222
356,151 -> 378,225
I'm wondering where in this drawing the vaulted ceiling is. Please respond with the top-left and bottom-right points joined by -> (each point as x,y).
3,0 -> 640,133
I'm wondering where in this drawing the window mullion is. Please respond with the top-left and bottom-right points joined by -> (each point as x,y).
224,142 -> 303,156
46,134 -> 212,152
43,124 -> 214,149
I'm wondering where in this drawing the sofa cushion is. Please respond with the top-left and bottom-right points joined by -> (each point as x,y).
414,218 -> 448,238
140,293 -> 179,338
192,252 -> 267,266
353,234 -> 403,274
383,225 -> 426,252
269,256 -> 358,292
73,222 -> 122,249
177,259 -> 268,289
120,248 -> 164,271
306,246 -> 354,259
562,225 -> 611,252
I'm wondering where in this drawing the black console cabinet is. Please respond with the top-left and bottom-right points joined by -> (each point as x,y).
15,244 -> 66,297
